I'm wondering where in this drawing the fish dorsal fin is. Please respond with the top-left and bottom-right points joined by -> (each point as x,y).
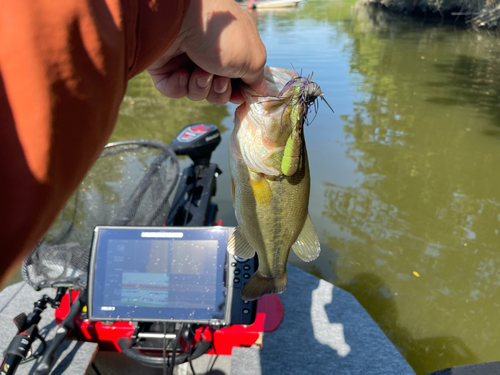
228,226 -> 256,259
292,215 -> 321,262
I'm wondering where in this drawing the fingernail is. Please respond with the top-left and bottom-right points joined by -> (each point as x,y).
214,77 -> 229,94
179,74 -> 189,87
196,75 -> 212,89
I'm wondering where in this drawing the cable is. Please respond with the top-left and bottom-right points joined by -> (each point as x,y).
118,336 -> 211,368
19,333 -> 47,364
207,327 -> 218,373
186,338 -> 196,375
163,322 -> 167,375
181,324 -> 197,375
168,324 -> 185,375
91,362 -> 102,375
207,355 -> 218,373
187,339 -> 196,375
188,355 -> 196,375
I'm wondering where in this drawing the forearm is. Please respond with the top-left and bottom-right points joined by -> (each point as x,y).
0,0 -> 188,284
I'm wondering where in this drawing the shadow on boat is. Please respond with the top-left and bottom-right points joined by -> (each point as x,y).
258,266 -> 413,374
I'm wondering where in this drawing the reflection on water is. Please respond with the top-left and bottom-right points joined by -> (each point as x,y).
251,2 -> 500,373
107,2 -> 500,374
312,3 -> 500,374
432,54 -> 500,126
341,5 -> 500,372
337,273 -> 479,373
112,73 -> 230,144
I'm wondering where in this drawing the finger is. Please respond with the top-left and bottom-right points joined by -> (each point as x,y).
207,76 -> 232,105
148,53 -> 193,74
150,68 -> 190,99
187,68 -> 214,101
229,79 -> 245,104
246,75 -> 267,96
239,54 -> 266,95
147,54 -> 196,99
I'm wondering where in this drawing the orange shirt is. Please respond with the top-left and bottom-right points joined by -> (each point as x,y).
0,0 -> 188,284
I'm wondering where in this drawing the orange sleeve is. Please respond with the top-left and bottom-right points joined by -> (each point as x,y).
0,0 -> 188,284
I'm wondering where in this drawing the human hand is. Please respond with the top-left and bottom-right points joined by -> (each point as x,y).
147,0 -> 266,105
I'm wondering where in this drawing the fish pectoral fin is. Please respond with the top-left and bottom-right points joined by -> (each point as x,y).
227,226 -> 256,259
292,214 -> 321,262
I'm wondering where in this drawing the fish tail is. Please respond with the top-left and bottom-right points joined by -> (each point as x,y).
240,270 -> 288,301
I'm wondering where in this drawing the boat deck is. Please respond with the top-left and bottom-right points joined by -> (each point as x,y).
0,266 -> 414,374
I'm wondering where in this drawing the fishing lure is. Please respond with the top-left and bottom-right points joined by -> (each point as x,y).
250,69 -> 334,176
278,71 -> 334,176
279,71 -> 334,127
300,81 -> 335,115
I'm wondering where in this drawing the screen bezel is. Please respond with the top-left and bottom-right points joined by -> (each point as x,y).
88,226 -> 234,325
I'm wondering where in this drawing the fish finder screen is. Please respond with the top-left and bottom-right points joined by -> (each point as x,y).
89,227 -> 228,322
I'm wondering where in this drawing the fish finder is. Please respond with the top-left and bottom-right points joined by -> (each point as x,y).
88,226 -> 236,325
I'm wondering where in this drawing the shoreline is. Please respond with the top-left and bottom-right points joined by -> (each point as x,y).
358,0 -> 500,30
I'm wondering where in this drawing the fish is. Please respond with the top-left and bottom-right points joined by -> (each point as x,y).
228,66 -> 323,301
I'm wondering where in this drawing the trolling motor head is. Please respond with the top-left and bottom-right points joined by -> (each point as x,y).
170,123 -> 221,165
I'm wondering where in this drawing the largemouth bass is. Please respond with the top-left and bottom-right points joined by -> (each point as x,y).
228,66 -> 322,301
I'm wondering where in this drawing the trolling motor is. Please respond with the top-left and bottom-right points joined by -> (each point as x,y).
169,123 -> 221,166
167,123 -> 222,227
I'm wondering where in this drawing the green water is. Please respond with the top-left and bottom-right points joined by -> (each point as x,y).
110,2 -> 500,373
